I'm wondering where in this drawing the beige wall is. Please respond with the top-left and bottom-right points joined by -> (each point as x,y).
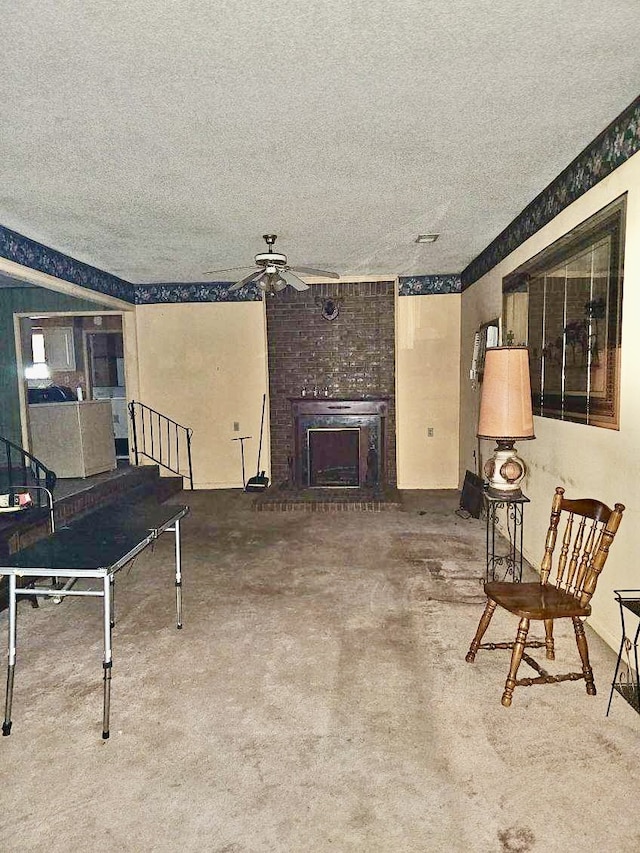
134,301 -> 269,488
458,280 -> 503,485
459,150 -> 640,650
397,294 -> 461,489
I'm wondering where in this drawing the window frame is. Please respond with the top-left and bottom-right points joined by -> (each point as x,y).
502,194 -> 625,430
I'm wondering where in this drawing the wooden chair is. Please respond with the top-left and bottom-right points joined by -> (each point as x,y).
466,486 -> 625,706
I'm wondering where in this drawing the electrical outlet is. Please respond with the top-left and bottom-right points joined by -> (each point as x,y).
233,421 -> 240,432
427,427 -> 434,438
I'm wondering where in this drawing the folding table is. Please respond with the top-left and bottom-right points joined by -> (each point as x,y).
0,499 -> 188,738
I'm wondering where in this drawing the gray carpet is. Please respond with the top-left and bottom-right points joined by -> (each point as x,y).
1,490 -> 639,852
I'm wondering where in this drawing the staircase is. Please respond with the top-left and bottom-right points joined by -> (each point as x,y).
1,435 -> 56,504
129,401 -> 194,490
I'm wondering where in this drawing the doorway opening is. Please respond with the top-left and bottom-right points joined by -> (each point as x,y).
19,313 -> 129,465
85,327 -> 128,458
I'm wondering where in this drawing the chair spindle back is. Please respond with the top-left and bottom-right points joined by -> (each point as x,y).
540,487 -> 624,606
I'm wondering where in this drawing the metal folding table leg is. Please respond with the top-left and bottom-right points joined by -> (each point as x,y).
174,518 -> 183,629
109,574 -> 116,629
2,574 -> 17,736
102,574 -> 113,739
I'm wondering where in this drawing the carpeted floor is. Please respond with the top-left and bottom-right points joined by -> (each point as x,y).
1,489 -> 639,852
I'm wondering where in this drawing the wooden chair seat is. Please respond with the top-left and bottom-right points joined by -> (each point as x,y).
485,581 -> 591,620
466,486 -> 624,706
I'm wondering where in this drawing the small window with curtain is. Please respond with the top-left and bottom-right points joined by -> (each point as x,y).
503,195 -> 625,429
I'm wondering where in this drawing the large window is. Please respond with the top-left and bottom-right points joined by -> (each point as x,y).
503,195 -> 625,429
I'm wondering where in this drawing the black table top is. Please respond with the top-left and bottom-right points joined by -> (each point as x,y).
2,500 -> 188,572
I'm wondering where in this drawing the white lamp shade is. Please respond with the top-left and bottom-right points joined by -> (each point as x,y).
478,347 -> 535,441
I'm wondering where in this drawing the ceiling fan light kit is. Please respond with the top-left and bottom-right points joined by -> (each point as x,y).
206,234 -> 340,296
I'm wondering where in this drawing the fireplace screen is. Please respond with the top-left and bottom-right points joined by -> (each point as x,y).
308,428 -> 360,487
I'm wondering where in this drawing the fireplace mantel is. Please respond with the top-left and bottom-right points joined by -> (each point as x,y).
289,397 -> 389,416
290,397 -> 389,488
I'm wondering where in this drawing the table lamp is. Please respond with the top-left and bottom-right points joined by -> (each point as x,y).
477,346 -> 535,498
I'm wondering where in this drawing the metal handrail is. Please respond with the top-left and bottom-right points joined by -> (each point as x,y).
128,401 -> 194,490
0,435 -> 57,508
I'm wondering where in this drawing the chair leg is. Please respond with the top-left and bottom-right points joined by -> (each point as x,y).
544,619 -> 555,660
573,616 -> 596,695
502,617 -> 530,707
466,599 -> 498,662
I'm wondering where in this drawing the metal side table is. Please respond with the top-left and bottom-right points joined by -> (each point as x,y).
607,590 -> 640,716
484,492 -> 529,583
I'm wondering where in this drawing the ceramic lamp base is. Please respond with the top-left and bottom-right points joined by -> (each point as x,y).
483,442 -> 526,498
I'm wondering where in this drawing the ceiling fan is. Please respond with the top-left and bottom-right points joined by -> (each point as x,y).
205,234 -> 340,294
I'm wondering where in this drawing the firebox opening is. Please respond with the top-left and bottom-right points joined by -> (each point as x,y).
308,428 -> 360,487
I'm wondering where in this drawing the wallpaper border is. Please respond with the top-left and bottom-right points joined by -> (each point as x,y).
0,224 -> 135,303
134,282 -> 261,303
398,274 -> 461,296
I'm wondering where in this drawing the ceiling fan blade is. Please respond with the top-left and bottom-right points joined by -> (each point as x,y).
281,270 -> 310,291
204,266 -> 254,276
228,269 -> 261,291
289,265 -> 340,280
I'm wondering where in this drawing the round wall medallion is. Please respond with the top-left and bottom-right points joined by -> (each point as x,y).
317,297 -> 342,321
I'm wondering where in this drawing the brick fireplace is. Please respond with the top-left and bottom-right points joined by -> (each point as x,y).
291,397 -> 389,488
265,280 -> 396,489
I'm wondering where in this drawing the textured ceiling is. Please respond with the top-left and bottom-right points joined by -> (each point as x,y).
2,0 -> 640,285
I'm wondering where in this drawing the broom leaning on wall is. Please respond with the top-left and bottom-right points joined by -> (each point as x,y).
245,394 -> 269,492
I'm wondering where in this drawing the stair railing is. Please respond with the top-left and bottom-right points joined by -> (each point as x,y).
0,435 -> 57,509
128,401 -> 194,490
